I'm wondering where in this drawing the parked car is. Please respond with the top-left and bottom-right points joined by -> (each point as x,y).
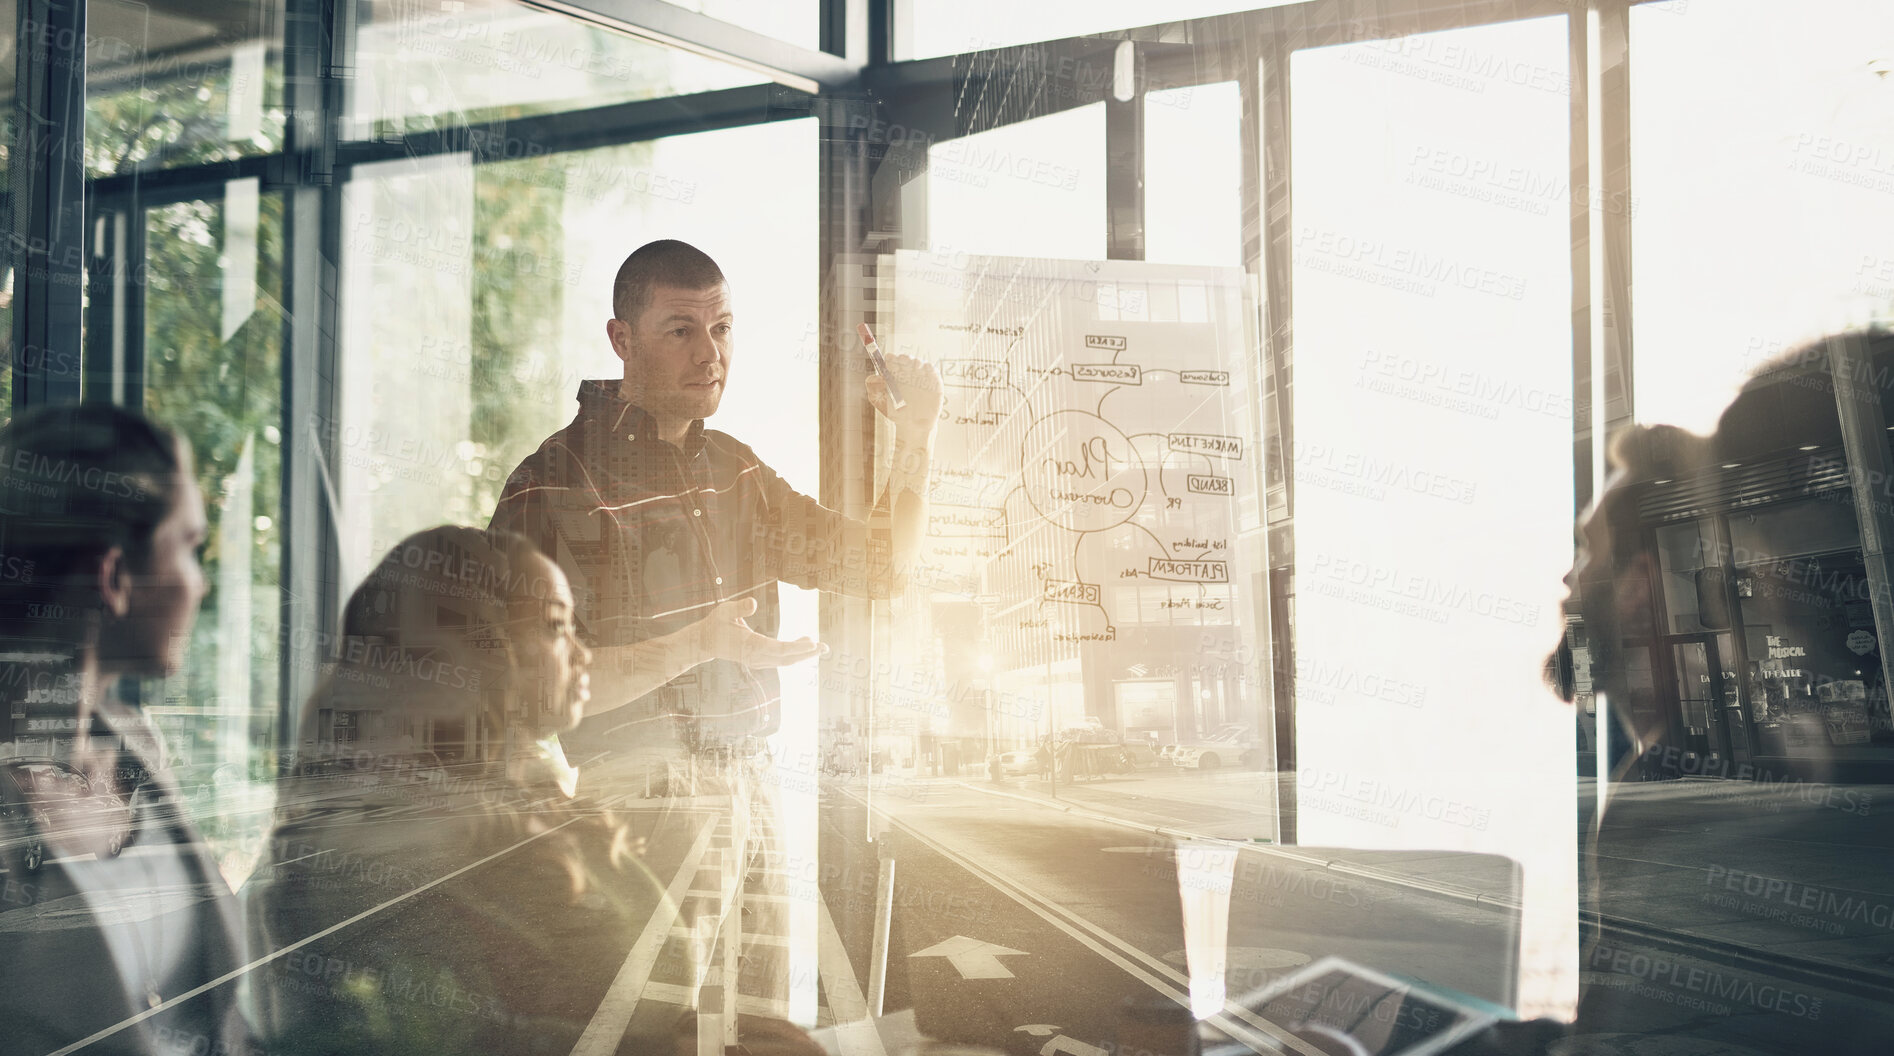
1161,723 -> 1234,764
0,758 -> 134,873
1169,724 -> 1260,770
997,749 -> 1039,776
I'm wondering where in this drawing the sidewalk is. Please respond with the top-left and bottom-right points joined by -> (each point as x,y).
919,765 -> 1894,997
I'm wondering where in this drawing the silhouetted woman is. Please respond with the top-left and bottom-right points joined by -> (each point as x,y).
0,404 -> 244,1056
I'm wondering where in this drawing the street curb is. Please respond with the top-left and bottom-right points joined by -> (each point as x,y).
949,780 -> 1894,1002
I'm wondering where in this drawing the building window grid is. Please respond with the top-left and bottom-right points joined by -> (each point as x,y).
28,0 -> 1651,764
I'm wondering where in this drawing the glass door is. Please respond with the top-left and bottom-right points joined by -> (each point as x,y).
1669,633 -> 1741,767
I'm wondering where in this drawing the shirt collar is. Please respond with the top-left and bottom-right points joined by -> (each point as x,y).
576,380 -> 706,455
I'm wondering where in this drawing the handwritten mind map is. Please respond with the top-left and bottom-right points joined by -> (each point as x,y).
889,252 -> 1262,650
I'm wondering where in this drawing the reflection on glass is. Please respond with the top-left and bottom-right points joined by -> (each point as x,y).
142,188 -> 286,886
347,0 -> 762,139
24,0 -> 1894,1050
889,251 -> 1266,789
251,526 -> 693,1052
337,120 -> 815,578
1569,333 -> 1894,1053
1291,15 -> 1576,1015
0,406 -> 249,1055
83,0 -> 288,175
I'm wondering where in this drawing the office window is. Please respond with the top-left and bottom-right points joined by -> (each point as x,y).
347,0 -> 763,139
337,119 -> 815,576
1289,15 -> 1575,1015
1144,81 -> 1242,267
141,184 -> 287,884
655,0 -> 820,50
20,2 -> 1894,1053
85,0 -> 287,176
927,103 -> 1106,260
1631,0 -> 1894,432
898,0 -> 1303,59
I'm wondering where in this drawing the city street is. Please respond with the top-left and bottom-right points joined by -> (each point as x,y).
8,758 -> 1894,1055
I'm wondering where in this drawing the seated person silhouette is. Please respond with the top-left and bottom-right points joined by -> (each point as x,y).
0,404 -> 248,1056
248,525 -> 822,1055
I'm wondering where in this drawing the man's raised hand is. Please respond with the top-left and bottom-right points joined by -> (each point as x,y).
866,351 -> 945,436
693,597 -> 826,668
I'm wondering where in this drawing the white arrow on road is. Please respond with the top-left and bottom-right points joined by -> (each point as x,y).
909,935 -> 1030,979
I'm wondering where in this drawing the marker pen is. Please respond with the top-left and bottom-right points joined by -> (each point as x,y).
858,323 -> 907,410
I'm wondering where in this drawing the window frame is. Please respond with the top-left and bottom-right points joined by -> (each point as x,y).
16,0 -> 1654,789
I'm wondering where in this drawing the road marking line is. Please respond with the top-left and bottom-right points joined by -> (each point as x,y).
671,926 -> 792,948
816,884 -> 888,1056
684,888 -> 796,903
569,814 -> 720,1056
845,789 -> 1319,1056
45,816 -> 586,1056
631,981 -> 791,1019
917,798 -> 1225,991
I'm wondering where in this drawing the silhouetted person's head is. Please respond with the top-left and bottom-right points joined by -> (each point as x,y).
605,239 -> 732,444
0,404 -> 206,679
1565,330 -> 1894,779
323,526 -> 589,755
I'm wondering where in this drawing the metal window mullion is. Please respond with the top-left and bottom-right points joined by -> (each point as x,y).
821,0 -> 869,63
1234,53 -> 1281,817
1570,9 -> 1595,518
12,0 -> 88,407
523,0 -> 858,91
818,97 -> 874,763
276,0 -> 347,762
1594,0 -> 1635,445
1253,25 -> 1298,841
1104,89 -> 1144,261
83,197 -> 148,408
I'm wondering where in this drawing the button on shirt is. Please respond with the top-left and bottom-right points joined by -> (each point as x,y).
490,380 -> 894,741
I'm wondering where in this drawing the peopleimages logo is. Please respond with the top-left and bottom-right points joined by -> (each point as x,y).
1304,553 -> 1541,627
1298,767 -> 1491,831
1704,865 -> 1894,932
1356,349 -> 1574,422
1294,655 -> 1429,710
1293,226 -> 1528,301
1291,440 -> 1481,505
1588,943 -> 1822,1021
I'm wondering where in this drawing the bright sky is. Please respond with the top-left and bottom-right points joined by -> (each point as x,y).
1631,0 -> 1894,432
1288,15 -> 1577,1016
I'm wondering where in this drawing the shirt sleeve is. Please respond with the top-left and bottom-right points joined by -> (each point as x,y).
750,457 -> 898,599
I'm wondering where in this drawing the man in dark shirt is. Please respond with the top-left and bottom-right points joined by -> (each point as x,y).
490,240 -> 943,747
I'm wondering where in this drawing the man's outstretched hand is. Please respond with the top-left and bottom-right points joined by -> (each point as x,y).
692,597 -> 826,668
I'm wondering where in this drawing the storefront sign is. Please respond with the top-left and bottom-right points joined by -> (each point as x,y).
1847,629 -> 1877,655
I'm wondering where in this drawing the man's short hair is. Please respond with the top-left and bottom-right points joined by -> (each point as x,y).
612,240 -> 727,324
